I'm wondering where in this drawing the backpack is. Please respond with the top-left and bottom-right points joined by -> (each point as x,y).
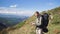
42,13 -> 49,21
41,13 -> 49,27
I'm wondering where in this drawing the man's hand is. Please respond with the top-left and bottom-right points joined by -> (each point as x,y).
31,22 -> 35,26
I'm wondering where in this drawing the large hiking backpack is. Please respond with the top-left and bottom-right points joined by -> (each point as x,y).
41,13 -> 49,27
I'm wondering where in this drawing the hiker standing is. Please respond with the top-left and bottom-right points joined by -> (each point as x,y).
32,11 -> 50,34
34,11 -> 43,34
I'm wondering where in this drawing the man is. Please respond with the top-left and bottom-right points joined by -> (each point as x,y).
32,11 -> 50,34
34,11 -> 43,34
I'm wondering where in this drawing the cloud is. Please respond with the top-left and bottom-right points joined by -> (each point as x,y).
0,11 -> 16,14
16,11 -> 34,16
10,4 -> 17,8
0,8 -> 34,16
0,11 -> 34,16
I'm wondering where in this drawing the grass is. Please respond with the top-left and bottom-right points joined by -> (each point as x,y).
46,23 -> 60,34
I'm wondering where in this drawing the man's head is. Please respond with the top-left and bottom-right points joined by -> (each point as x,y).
35,11 -> 40,17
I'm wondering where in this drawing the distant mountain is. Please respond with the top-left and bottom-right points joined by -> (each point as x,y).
0,13 -> 29,29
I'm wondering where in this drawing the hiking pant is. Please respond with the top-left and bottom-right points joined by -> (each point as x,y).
36,27 -> 43,34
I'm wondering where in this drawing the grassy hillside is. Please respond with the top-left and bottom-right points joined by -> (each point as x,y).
1,7 -> 60,34
46,7 -> 60,34
6,15 -> 36,34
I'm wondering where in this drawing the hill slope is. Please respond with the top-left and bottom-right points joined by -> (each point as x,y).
8,15 -> 36,34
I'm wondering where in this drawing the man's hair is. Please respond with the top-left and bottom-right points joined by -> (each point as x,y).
35,11 -> 39,14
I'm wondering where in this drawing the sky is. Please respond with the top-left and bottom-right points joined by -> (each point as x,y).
0,0 -> 60,16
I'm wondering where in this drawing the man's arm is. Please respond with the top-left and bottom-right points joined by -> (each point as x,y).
39,16 -> 42,25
